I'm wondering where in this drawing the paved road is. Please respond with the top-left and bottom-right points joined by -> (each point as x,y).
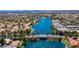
25,35 -> 64,38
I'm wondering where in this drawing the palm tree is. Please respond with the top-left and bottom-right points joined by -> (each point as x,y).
26,28 -> 31,35
0,31 -> 5,39
62,37 -> 68,47
11,32 -> 16,39
0,31 -> 6,46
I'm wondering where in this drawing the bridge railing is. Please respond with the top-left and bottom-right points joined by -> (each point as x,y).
25,35 -> 64,38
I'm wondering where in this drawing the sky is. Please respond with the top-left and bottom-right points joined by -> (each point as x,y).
0,0 -> 79,10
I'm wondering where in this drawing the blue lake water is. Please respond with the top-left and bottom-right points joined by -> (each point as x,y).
26,40 -> 65,48
26,17 -> 65,48
31,17 -> 52,35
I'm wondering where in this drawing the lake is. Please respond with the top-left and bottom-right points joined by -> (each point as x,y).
26,17 -> 65,48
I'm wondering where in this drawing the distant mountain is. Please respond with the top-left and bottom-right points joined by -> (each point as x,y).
0,10 -> 79,14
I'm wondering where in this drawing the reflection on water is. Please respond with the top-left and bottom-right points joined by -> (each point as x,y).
26,17 -> 65,48
26,40 -> 65,48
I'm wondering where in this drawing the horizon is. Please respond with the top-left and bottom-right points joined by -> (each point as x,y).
0,10 -> 79,13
